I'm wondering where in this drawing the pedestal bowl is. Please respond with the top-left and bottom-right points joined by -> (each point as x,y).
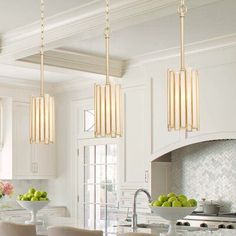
150,206 -> 196,236
17,200 -> 49,225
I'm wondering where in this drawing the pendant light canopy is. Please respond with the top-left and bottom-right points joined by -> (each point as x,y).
30,0 -> 55,144
167,0 -> 199,132
94,0 -> 122,138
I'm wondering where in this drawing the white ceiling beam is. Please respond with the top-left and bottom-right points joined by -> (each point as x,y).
0,0 -> 221,61
19,49 -> 125,78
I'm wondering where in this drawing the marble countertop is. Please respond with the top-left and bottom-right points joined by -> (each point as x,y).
4,216 -> 235,236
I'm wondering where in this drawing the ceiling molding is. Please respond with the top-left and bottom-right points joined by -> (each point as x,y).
19,49 -> 125,77
128,33 -> 236,67
0,76 -> 53,91
0,0 -> 221,61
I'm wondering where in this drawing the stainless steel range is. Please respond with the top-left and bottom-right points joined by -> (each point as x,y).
177,212 -> 236,230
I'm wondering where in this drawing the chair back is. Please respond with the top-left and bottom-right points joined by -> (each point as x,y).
0,221 -> 36,236
48,226 -> 103,236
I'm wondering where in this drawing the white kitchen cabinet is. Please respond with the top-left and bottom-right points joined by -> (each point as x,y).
0,99 -> 55,179
147,55 -> 236,160
120,86 -> 149,188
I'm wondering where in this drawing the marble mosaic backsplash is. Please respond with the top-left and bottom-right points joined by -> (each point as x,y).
171,140 -> 236,212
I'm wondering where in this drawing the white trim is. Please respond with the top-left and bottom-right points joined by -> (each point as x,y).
151,132 -> 236,161
128,33 -> 236,67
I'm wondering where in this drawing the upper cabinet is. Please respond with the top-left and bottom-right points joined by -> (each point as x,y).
146,49 -> 236,160
119,85 -> 150,187
0,99 -> 55,179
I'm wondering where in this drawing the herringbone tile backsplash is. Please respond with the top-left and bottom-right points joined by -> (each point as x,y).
171,140 -> 236,212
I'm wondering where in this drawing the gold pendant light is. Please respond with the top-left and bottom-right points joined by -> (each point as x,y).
94,0 -> 122,138
167,0 -> 199,132
30,0 -> 55,144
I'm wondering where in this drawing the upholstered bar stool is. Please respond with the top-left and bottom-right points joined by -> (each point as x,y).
48,226 -> 103,236
0,222 -> 36,236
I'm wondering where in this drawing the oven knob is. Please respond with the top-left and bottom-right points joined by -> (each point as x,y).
200,223 -> 208,228
183,222 -> 190,226
218,224 -> 226,229
226,225 -> 234,229
176,222 -> 183,226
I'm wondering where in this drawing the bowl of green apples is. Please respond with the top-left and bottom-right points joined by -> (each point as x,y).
17,188 -> 49,225
150,192 -> 197,236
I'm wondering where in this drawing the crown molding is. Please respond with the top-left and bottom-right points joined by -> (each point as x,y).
0,0 -> 221,61
128,33 -> 236,67
19,48 -> 125,78
0,76 -> 53,91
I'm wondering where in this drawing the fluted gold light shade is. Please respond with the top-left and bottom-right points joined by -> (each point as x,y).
95,83 -> 122,138
30,94 -> 55,144
167,69 -> 199,131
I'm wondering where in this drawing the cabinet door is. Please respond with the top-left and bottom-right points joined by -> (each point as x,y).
149,76 -> 181,155
12,102 -> 33,178
120,86 -> 149,187
33,144 -> 55,178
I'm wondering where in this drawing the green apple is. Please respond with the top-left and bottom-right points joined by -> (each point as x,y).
182,200 -> 191,207
34,191 -> 41,198
167,192 -> 176,198
41,191 -> 47,198
153,200 -> 162,207
31,197 -> 38,201
162,201 -> 171,207
172,200 -> 182,207
17,195 -> 23,200
168,196 -> 177,203
40,197 -> 48,201
178,195 -> 187,201
178,195 -> 188,203
27,193 -> 34,199
158,195 -> 168,203
28,188 -> 36,194
22,196 -> 29,201
188,199 -> 197,207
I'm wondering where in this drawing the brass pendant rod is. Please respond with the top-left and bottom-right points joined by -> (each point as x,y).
105,0 -> 110,85
178,0 -> 187,71
40,0 -> 45,96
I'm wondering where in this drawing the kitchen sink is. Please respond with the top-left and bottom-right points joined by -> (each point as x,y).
114,223 -> 154,228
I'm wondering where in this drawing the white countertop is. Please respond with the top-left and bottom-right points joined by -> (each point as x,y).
4,216 -> 235,236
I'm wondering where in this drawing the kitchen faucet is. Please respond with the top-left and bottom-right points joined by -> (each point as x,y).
132,188 -> 152,231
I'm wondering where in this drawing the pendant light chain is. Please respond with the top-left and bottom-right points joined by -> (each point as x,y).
40,0 -> 45,96
178,0 -> 187,70
105,0 -> 110,84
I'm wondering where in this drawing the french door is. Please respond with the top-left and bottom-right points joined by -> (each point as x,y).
77,139 -> 119,235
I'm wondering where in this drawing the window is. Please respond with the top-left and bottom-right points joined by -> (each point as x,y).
80,143 -> 118,235
84,110 -> 95,132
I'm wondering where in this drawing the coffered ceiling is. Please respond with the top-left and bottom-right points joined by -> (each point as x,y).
0,0 -> 235,87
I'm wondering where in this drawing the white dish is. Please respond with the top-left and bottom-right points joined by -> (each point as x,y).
149,206 -> 196,236
17,201 -> 49,225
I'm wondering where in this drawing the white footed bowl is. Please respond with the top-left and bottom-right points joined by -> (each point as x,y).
149,206 -> 196,236
17,201 -> 49,225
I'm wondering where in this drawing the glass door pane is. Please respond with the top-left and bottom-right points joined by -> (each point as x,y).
81,143 -> 118,234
